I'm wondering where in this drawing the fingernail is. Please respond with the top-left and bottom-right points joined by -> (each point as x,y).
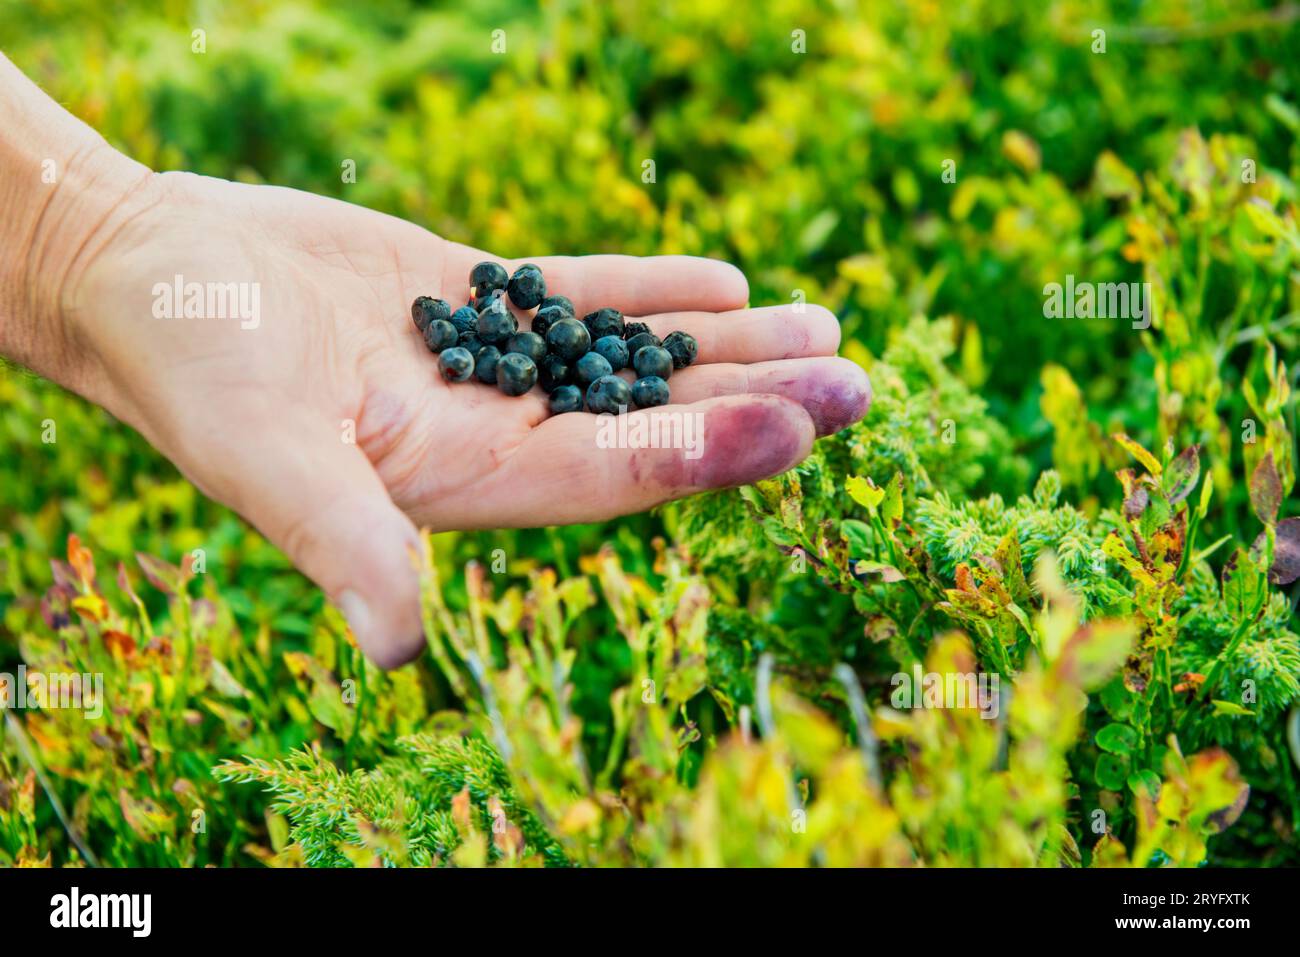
800,364 -> 872,436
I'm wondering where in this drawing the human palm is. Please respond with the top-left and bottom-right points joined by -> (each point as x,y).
70,171 -> 869,665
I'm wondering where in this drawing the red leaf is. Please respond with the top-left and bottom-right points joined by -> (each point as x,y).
103,629 -> 137,658
135,553 -> 181,596
1163,445 -> 1201,505
1249,452 -> 1282,525
1255,516 -> 1300,586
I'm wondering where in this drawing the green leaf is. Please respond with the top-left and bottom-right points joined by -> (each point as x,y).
1196,471 -> 1214,520
839,519 -> 874,557
1210,699 -> 1255,717
1096,722 -> 1138,756
1095,752 -> 1130,791
1113,433 -> 1161,476
881,472 -> 905,529
1127,769 -> 1161,799
846,475 -> 884,512
1243,198 -> 1289,241
1221,547 -> 1268,623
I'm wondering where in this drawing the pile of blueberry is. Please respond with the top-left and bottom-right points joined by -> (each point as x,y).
411,262 -> 697,415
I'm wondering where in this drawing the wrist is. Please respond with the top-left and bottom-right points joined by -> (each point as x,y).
0,54 -> 153,405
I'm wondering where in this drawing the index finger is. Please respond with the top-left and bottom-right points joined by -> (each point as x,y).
440,242 -> 750,316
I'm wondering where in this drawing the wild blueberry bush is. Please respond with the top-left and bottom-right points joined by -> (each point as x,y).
2,0 -> 1299,867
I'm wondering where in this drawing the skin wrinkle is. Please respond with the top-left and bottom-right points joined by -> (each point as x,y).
32,145 -> 156,395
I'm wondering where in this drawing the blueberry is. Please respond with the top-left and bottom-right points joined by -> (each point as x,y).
545,317 -> 591,362
507,263 -> 547,310
506,331 -> 548,364
592,335 -> 630,371
449,305 -> 478,336
459,332 -> 484,355
532,304 -> 570,338
496,353 -> 538,396
583,307 -> 624,340
412,296 -> 450,333
538,294 -> 575,317
438,347 -> 474,383
423,318 -> 458,352
633,345 -> 674,380
473,287 -> 506,312
625,331 -> 661,358
662,330 -> 699,369
622,321 -> 651,340
575,351 -> 613,387
538,354 -> 571,393
549,384 -> 584,415
470,261 -> 509,299
586,375 -> 633,414
477,297 -> 515,344
475,345 -> 502,384
632,375 -> 670,408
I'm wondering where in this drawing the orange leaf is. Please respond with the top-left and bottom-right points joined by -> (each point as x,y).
67,534 -> 96,587
103,629 -> 137,658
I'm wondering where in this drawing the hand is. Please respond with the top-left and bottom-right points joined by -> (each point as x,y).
37,168 -> 870,667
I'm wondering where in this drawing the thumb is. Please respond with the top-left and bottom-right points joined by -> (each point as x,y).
217,424 -> 425,669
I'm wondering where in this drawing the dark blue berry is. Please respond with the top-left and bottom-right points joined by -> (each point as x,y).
575,351 -> 613,388
438,347 -> 474,382
532,304 -> 569,337
633,345 -> 673,380
506,331 -> 547,364
538,354 -> 570,393
586,375 -> 632,414
470,261 -> 509,299
412,296 -> 450,333
449,305 -> 478,336
622,321 -> 651,340
496,353 -> 538,396
584,307 -> 624,340
472,287 -> 507,312
625,331 -> 661,358
475,345 -> 502,384
458,332 -> 483,355
662,330 -> 699,369
507,263 -> 546,310
477,297 -> 515,344
632,375 -> 671,408
538,294 -> 575,317
549,385 -> 584,415
592,335 -> 629,371
545,317 -> 591,362
423,318 -> 458,352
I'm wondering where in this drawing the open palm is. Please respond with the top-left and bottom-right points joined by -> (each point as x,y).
70,171 -> 870,666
